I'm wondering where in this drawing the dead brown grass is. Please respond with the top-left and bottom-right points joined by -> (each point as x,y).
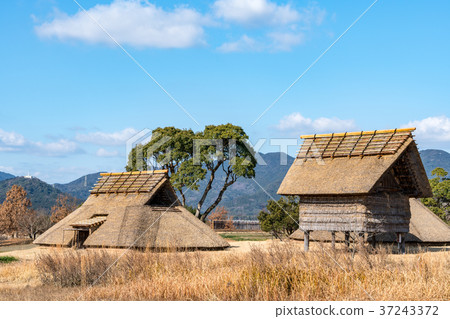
0,242 -> 449,301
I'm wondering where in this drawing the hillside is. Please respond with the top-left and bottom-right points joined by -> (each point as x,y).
184,152 -> 294,218
54,172 -> 102,200
0,172 -> 14,182
419,149 -> 450,177
0,177 -> 81,212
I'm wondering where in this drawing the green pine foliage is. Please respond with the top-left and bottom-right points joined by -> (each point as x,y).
126,124 -> 257,221
421,167 -> 450,224
258,196 -> 299,239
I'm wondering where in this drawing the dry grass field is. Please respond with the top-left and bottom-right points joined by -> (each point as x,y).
0,239 -> 449,301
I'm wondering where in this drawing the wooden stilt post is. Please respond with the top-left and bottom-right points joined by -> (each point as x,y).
331,231 -> 336,250
344,232 -> 350,250
397,233 -> 406,254
401,233 -> 406,254
304,231 -> 310,252
370,233 -> 376,249
397,232 -> 400,253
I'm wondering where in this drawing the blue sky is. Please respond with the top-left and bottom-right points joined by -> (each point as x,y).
0,0 -> 449,183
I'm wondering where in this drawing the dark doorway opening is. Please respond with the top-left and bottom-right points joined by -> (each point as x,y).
74,229 -> 90,248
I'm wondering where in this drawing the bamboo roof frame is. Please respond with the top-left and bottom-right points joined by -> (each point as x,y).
297,128 -> 415,160
90,170 -> 169,195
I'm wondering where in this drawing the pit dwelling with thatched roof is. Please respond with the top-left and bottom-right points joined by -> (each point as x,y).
34,170 -> 230,250
278,128 -> 433,252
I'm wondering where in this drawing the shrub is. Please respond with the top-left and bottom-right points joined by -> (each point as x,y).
0,256 -> 18,263
35,250 -> 116,287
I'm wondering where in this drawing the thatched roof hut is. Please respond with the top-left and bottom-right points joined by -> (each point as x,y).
34,171 -> 229,250
290,199 -> 450,245
278,128 -> 432,251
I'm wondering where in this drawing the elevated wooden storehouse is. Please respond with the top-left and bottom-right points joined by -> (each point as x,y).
34,170 -> 229,250
290,199 -> 450,245
278,128 -> 432,252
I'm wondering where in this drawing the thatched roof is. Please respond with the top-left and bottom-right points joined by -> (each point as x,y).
278,128 -> 432,197
34,171 -> 229,250
375,199 -> 450,243
290,199 -> 450,244
70,216 -> 106,228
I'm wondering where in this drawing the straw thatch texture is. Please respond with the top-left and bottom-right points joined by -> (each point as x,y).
70,216 -> 107,228
34,171 -> 229,250
375,199 -> 450,243
290,199 -> 450,244
297,192 -> 411,233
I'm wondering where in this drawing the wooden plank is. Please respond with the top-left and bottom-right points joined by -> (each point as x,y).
100,170 -> 167,176
300,128 -> 415,139
307,139 -> 407,148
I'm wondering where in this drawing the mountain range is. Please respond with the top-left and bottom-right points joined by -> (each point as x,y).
419,149 -> 450,177
0,172 -> 14,182
0,149 -> 449,218
0,177 -> 81,212
53,172 -> 105,200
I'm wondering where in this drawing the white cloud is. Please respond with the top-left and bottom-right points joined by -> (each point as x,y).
76,128 -> 138,146
275,112 -> 357,134
35,0 -> 208,48
219,31 -> 305,52
96,148 -> 120,157
214,1 -> 326,52
31,139 -> 80,156
213,0 -> 299,26
0,128 -> 82,156
268,31 -> 305,51
0,129 -> 26,146
218,35 -> 261,52
0,166 -> 15,175
297,3 -> 327,28
403,116 -> 450,142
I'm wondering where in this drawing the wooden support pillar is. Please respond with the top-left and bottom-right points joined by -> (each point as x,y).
401,235 -> 406,254
397,233 -> 406,254
370,233 -> 376,249
344,232 -> 350,249
331,231 -> 336,250
304,231 -> 310,252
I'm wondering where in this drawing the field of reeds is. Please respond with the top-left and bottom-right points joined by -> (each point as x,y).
0,241 -> 449,301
